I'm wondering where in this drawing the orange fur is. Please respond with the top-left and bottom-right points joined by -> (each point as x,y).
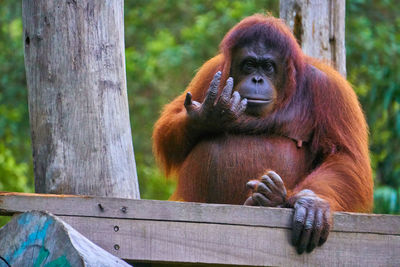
152,14 -> 373,212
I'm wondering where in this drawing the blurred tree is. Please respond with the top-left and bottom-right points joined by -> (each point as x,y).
0,1 -> 32,226
347,0 -> 400,214
0,2 -> 32,193
0,0 -> 398,214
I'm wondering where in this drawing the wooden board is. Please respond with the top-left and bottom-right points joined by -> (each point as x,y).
59,216 -> 399,266
1,193 -> 399,266
0,192 -> 398,235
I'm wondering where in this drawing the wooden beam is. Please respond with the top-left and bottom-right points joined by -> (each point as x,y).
59,216 -> 399,266
0,193 -> 399,265
0,211 -> 130,267
0,192 -> 398,235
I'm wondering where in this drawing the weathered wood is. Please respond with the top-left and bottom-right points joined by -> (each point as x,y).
0,211 -> 130,267
59,216 -> 400,267
280,0 -> 347,76
0,193 -> 399,266
22,0 -> 139,198
0,192 -> 399,236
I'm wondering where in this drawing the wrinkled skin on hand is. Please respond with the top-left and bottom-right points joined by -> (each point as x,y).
289,189 -> 331,254
184,71 -> 247,132
245,172 -> 331,254
244,170 -> 287,207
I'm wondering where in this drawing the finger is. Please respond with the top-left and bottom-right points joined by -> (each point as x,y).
252,193 -> 272,206
261,175 -> 279,193
319,209 -> 331,246
237,98 -> 247,114
203,71 -> 221,110
230,91 -> 241,109
244,196 -> 256,206
307,209 -> 323,252
297,208 -> 315,254
184,92 -> 193,109
220,77 -> 234,103
256,182 -> 273,198
246,180 -> 259,190
292,203 -> 306,247
191,100 -> 202,109
267,171 -> 286,194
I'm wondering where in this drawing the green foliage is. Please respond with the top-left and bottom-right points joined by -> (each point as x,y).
0,1 -> 33,195
0,1 -> 33,227
347,1 -> 400,213
374,186 -> 400,214
0,1 -> 398,214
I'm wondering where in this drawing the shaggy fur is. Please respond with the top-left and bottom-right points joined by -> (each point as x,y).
153,14 -> 373,212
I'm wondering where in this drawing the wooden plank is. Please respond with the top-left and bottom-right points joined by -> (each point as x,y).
59,215 -> 400,266
0,193 -> 399,236
0,211 -> 130,267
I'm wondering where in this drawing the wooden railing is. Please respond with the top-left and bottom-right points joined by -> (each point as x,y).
0,192 -> 399,266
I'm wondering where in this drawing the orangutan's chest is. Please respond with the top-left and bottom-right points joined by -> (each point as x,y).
189,134 -> 313,190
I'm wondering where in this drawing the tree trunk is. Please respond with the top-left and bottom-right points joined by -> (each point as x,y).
280,0 -> 346,77
22,0 -> 140,198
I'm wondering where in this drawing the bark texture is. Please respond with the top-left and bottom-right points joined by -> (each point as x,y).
280,0 -> 346,76
22,0 -> 140,198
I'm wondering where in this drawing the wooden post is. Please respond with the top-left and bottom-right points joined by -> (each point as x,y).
22,0 -> 140,198
280,0 -> 346,76
0,211 -> 130,267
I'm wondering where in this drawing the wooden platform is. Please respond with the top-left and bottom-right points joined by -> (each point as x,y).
0,192 -> 399,266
